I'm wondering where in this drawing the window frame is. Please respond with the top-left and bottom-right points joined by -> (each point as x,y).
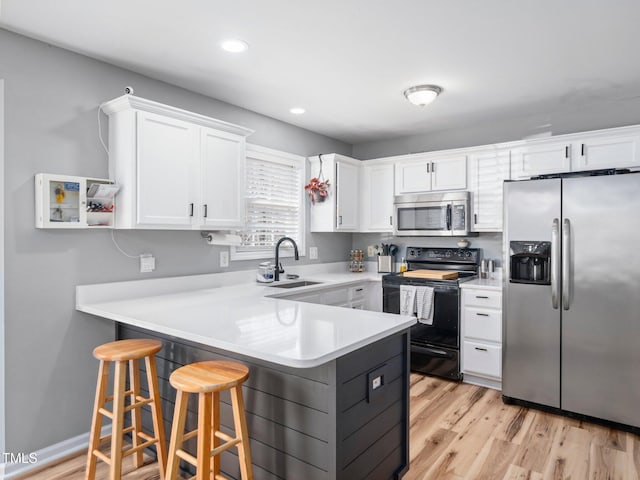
230,144 -> 306,261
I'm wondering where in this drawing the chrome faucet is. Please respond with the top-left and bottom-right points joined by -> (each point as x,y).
274,237 -> 299,281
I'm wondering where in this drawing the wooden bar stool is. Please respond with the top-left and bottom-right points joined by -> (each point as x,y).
166,360 -> 253,480
85,339 -> 168,480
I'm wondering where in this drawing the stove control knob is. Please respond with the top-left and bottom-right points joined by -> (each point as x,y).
415,249 -> 422,257
467,251 -> 473,257
445,250 -> 452,257
408,249 -> 415,257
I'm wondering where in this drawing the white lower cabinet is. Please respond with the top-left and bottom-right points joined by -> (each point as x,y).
461,286 -> 503,390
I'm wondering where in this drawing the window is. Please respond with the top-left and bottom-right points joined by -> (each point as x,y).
231,144 -> 306,261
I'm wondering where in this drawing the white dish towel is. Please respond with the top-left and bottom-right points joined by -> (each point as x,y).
399,285 -> 417,316
416,286 -> 435,325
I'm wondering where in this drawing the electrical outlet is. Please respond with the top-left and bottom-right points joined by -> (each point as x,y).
219,250 -> 229,268
309,247 -> 318,260
140,254 -> 155,273
367,245 -> 375,257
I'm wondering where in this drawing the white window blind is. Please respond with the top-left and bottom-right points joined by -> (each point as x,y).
231,145 -> 305,260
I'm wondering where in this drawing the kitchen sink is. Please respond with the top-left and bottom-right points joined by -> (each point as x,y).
269,280 -> 323,289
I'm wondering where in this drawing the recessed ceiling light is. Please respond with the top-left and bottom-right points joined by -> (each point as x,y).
403,85 -> 443,106
220,39 -> 249,53
290,107 -> 306,115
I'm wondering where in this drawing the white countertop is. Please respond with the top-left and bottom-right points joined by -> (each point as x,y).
460,270 -> 503,291
76,264 -> 414,369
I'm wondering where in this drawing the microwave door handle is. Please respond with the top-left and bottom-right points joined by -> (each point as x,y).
446,204 -> 452,230
551,218 -> 560,309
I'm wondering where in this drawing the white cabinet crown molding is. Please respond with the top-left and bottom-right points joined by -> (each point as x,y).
100,95 -> 254,138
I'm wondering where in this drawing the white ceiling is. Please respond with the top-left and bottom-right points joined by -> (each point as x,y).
2,0 -> 640,144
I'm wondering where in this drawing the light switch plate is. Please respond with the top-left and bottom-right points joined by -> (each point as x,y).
309,247 -> 318,260
219,250 -> 229,268
140,254 -> 155,273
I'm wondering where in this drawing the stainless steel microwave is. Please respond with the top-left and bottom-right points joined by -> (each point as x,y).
393,192 -> 472,236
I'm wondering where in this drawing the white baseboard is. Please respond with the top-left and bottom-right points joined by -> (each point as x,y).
1,425 -> 111,479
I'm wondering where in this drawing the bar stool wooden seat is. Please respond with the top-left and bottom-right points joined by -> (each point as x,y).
85,339 -> 167,480
166,360 -> 253,480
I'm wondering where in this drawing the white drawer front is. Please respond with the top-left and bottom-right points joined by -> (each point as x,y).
349,284 -> 367,300
463,341 -> 501,378
321,288 -> 349,305
464,307 -> 502,342
462,288 -> 502,309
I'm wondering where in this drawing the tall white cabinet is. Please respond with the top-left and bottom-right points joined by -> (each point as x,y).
360,163 -> 394,232
467,149 -> 511,232
101,95 -> 253,230
308,154 -> 360,232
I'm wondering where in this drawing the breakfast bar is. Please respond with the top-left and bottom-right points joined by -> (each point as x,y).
76,272 -> 415,480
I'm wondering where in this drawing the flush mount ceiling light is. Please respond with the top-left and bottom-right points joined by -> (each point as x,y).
289,107 -> 306,115
403,85 -> 443,106
220,39 -> 249,53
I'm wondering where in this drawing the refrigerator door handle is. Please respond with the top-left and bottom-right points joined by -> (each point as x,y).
562,218 -> 571,310
551,218 -> 560,309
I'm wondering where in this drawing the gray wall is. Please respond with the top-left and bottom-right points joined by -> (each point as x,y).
0,29 -> 353,453
352,102 -> 640,159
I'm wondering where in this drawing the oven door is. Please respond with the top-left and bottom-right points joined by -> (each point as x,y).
382,281 -> 460,349
394,200 -> 452,236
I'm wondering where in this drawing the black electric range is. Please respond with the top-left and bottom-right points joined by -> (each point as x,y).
382,247 -> 480,380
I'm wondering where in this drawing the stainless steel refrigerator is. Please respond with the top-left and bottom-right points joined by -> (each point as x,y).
503,170 -> 640,429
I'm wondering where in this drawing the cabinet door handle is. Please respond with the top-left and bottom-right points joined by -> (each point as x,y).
426,163 -> 430,173
203,204 -> 208,218
355,288 -> 364,292
475,295 -> 489,299
189,203 -> 194,217
565,146 -> 569,158
474,213 -> 478,225
581,143 -> 585,156
338,215 -> 343,225
389,215 -> 393,226
474,347 -> 488,352
476,312 -> 490,317
431,162 -> 435,173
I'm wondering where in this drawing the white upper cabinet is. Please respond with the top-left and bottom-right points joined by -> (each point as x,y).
360,162 -> 394,232
136,111 -> 199,227
510,140 -> 571,179
511,126 -> 640,179
572,131 -> 640,171
467,149 -> 511,232
336,160 -> 359,230
199,127 -> 245,228
395,156 -> 431,193
308,154 -> 360,232
395,154 -> 466,194
102,95 -> 253,230
431,155 -> 468,191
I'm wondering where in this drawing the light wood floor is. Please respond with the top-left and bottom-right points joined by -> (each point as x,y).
17,374 -> 640,480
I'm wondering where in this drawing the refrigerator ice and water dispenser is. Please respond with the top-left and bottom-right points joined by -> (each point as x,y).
509,241 -> 551,284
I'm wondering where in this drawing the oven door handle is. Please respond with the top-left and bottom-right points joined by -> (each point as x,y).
412,345 -> 453,359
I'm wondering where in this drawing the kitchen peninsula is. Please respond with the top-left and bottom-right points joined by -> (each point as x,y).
76,269 -> 414,480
